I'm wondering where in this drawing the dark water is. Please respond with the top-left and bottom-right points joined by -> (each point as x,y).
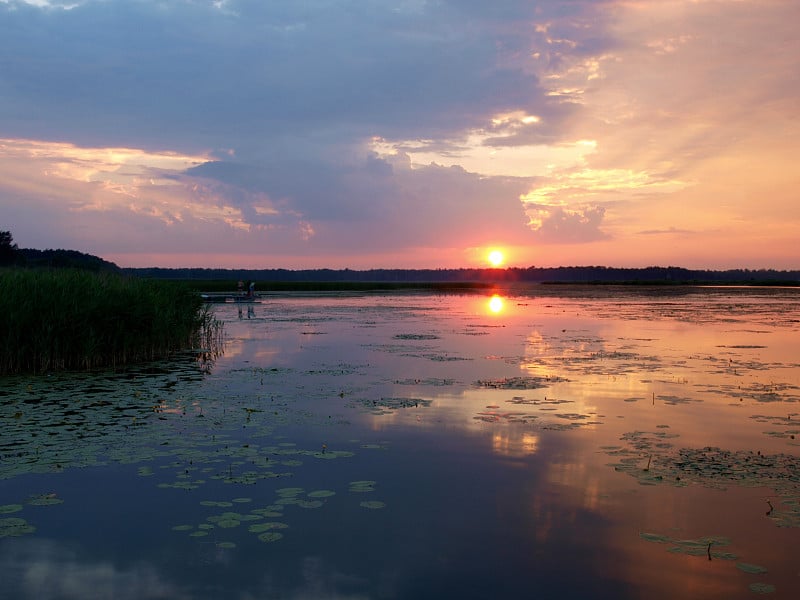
1,287 -> 799,599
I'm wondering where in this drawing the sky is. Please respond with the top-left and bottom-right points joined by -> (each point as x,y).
1,0 -> 798,270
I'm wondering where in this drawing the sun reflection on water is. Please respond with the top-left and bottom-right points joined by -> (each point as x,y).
488,294 -> 505,314
491,430 -> 539,457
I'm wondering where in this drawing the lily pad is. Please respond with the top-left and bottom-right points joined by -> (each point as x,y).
349,481 -> 376,493
217,518 -> 241,528
737,563 -> 768,574
749,583 -> 776,594
258,532 -> 284,542
249,522 -> 288,533
251,508 -> 283,518
26,494 -> 64,506
0,504 -> 23,515
359,500 -> 386,509
0,517 -> 36,538
639,532 -> 669,543
307,490 -> 336,498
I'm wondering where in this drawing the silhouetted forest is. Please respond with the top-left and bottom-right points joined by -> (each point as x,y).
127,265 -> 800,286
1,231 -> 121,271
4,230 -> 798,284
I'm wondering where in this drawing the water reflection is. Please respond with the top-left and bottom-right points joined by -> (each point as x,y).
2,288 -> 799,599
491,429 -> 539,457
488,294 -> 504,314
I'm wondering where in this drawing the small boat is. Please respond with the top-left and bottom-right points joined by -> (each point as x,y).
200,293 -> 259,303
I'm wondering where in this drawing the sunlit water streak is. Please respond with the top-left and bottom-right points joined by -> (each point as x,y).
1,286 -> 799,599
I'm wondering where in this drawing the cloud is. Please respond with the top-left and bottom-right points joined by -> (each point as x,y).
2,0 -> 799,267
0,539 -> 191,600
525,203 -> 608,243
0,0 -> 552,150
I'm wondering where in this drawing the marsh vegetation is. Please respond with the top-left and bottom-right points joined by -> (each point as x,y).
0,269 -> 220,374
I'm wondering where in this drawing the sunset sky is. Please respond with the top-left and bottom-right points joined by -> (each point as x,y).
2,0 -> 798,270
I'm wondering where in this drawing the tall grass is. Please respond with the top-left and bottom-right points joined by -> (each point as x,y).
0,269 -> 221,375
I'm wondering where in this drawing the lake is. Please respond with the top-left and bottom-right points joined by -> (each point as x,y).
1,286 -> 799,599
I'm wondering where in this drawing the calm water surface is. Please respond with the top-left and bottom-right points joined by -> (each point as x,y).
1,286 -> 799,599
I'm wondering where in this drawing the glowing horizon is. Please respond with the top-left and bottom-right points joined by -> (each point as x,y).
2,1 -> 798,270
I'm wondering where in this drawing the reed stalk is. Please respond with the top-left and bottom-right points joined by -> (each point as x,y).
0,269 -> 220,374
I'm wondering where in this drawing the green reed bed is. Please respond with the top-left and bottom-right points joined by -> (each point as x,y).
0,269 -> 220,374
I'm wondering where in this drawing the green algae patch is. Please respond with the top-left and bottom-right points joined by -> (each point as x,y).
605,437 -> 800,499
749,583 -> 776,594
474,376 -> 567,390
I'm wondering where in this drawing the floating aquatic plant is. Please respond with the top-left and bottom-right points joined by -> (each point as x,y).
474,376 -> 567,390
0,517 -> 35,538
736,563 -> 768,574
307,490 -> 336,498
348,481 -> 377,493
393,334 -> 440,340
394,378 -> 455,386
248,522 -> 288,533
216,518 -> 241,528
26,493 -> 64,506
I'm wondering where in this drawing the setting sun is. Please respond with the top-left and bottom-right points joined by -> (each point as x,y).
487,250 -> 505,267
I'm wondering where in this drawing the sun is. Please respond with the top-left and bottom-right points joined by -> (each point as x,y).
487,250 -> 505,267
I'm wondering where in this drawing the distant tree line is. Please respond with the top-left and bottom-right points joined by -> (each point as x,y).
0,230 -> 120,272
3,229 -> 798,284
127,265 -> 800,285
